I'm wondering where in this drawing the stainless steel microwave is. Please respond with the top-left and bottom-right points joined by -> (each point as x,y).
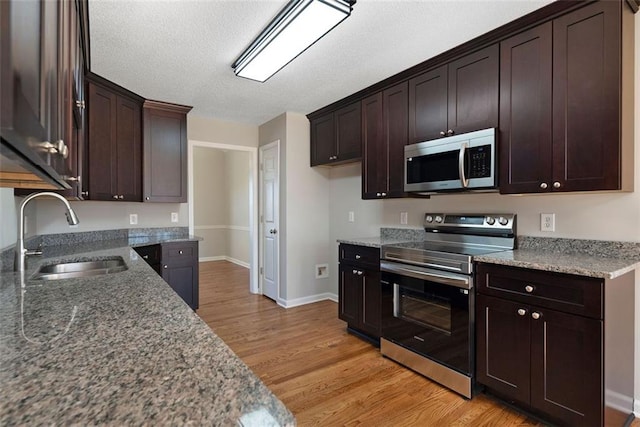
404,128 -> 496,193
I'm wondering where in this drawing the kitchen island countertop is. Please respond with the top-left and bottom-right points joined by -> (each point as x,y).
0,241 -> 295,425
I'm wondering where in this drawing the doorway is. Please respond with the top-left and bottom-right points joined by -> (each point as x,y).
188,140 -> 259,294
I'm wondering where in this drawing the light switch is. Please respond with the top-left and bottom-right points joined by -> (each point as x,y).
400,212 -> 408,225
171,212 -> 179,223
129,214 -> 138,225
348,211 -> 355,222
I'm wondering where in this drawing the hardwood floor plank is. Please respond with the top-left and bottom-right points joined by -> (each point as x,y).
196,260 -> 637,427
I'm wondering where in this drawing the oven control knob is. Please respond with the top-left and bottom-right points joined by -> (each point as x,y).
435,216 -> 443,223
425,215 -> 433,223
498,216 -> 509,226
485,216 -> 495,225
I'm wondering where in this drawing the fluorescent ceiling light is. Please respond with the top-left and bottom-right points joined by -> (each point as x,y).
233,0 -> 354,82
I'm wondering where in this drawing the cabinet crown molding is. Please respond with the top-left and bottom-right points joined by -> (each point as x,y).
143,99 -> 193,114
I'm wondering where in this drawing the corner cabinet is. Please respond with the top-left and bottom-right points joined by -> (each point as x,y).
499,1 -> 633,194
408,44 -> 499,144
310,101 -> 361,166
86,74 -> 143,202
362,82 -> 409,200
338,244 -> 381,341
143,101 -> 192,203
475,262 -> 635,426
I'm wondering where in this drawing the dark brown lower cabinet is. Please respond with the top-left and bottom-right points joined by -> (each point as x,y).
338,244 -> 381,341
475,262 -> 634,427
135,241 -> 199,310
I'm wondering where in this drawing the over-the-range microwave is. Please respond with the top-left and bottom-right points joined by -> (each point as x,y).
404,127 -> 497,194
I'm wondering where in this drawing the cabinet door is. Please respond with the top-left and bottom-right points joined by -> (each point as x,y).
408,65 -> 448,143
143,107 -> 188,202
87,82 -> 118,201
334,102 -> 362,162
360,269 -> 381,338
552,1 -> 621,192
384,81 -> 408,198
476,294 -> 531,405
310,113 -> 335,166
162,265 -> 195,310
499,23 -> 553,194
448,44 -> 499,135
115,96 -> 141,201
361,92 -> 385,199
530,306 -> 602,426
338,263 -> 361,327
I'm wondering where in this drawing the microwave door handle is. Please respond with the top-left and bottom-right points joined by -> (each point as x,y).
459,142 -> 469,188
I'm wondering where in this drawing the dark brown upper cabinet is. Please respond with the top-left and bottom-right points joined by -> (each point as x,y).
86,74 -> 143,202
143,100 -> 192,203
362,82 -> 408,199
310,101 -> 361,166
408,45 -> 499,144
1,0 -> 89,190
500,1 -> 633,194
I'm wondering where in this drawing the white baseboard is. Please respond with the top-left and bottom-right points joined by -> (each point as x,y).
199,256 -> 249,269
278,293 -> 338,308
634,398 -> 640,417
605,389 -> 634,414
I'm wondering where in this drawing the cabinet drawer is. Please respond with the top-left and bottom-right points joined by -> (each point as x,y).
339,244 -> 380,269
134,244 -> 161,265
476,263 -> 603,319
161,241 -> 198,268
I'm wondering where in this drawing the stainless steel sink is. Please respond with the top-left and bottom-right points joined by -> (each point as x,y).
31,257 -> 128,281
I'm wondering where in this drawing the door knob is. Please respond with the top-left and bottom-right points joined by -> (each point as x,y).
553,181 -> 561,189
540,182 -> 548,189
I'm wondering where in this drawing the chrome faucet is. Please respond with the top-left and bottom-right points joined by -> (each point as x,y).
15,192 -> 80,272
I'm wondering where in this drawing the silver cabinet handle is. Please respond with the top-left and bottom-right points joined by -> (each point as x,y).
178,250 -> 183,255
540,182 -> 548,189
447,129 -> 454,136
81,191 -> 89,197
355,255 -> 361,260
164,265 -> 168,269
553,181 -> 561,189
376,193 -> 381,197
440,131 -> 446,137
145,197 -> 150,201
357,271 -> 363,276
381,192 -> 387,197
113,195 -> 118,200
525,285 -> 534,293
65,176 -> 80,182
531,312 -> 541,320
352,269 -> 357,274
517,308 -> 526,316
119,195 -> 124,200
143,255 -> 149,259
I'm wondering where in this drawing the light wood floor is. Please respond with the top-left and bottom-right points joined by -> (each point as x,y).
196,261 -> 636,426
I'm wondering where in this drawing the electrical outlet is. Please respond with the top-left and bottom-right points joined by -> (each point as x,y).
541,213 -> 555,232
129,214 -> 138,225
400,212 -> 408,225
348,211 -> 355,222
171,212 -> 179,223
315,264 -> 329,279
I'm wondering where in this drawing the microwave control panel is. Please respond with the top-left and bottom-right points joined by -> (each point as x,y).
468,145 -> 492,178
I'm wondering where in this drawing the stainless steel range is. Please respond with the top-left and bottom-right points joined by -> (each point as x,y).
380,213 -> 516,398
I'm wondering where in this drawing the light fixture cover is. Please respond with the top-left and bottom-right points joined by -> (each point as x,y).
233,0 -> 353,82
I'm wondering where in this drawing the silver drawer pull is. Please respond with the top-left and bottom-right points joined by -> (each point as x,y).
525,285 -> 534,293
531,312 -> 541,320
517,308 -> 526,316
179,250 -> 183,255
355,255 -> 361,260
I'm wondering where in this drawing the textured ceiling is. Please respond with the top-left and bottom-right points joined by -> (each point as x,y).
89,0 -> 554,125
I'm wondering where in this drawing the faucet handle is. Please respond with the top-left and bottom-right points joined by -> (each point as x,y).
25,248 -> 43,257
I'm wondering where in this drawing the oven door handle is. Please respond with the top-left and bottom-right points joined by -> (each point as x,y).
381,261 -> 471,290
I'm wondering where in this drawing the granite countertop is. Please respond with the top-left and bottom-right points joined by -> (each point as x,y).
474,250 -> 640,279
0,242 -> 295,425
338,230 -> 640,280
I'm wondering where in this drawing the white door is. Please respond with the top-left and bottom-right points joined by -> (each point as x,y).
259,141 -> 279,301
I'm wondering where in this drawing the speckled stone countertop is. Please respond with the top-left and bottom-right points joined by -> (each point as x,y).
474,250 -> 640,279
0,242 -> 295,425
338,230 -> 640,280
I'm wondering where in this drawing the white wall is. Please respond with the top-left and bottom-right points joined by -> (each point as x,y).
0,188 -> 18,249
188,115 -> 258,148
258,112 -> 332,305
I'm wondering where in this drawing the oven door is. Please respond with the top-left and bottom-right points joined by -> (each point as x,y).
381,261 -> 473,376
